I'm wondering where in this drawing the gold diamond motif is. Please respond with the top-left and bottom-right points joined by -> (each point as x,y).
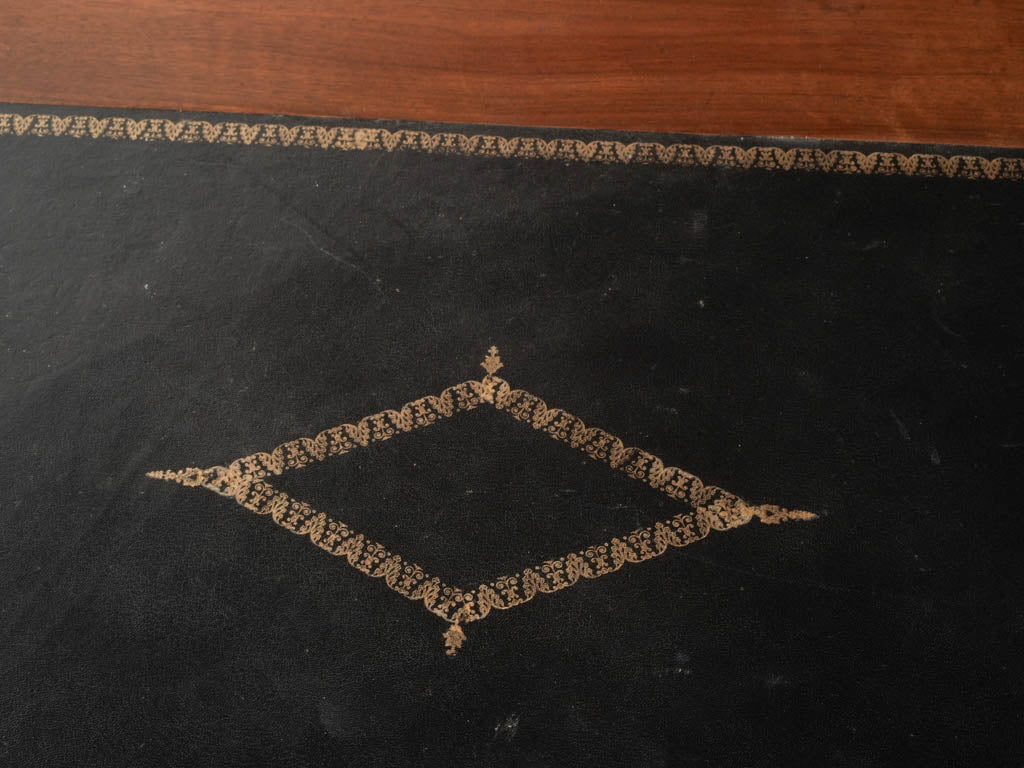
148,348 -> 816,655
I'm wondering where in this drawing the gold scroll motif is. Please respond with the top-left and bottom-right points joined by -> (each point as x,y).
148,347 -> 816,655
2,112 -> 1022,181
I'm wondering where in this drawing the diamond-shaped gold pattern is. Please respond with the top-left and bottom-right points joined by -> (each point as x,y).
148,348 -> 815,655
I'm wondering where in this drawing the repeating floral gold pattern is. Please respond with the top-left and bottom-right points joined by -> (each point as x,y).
148,348 -> 816,654
2,111 -> 1021,180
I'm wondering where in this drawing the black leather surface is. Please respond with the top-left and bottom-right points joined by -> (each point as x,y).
1,104 -> 1022,766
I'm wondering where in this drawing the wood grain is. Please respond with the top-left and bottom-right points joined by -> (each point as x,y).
1,0 -> 1021,147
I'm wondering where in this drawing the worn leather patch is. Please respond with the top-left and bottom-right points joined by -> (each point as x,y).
1,104 -> 1021,766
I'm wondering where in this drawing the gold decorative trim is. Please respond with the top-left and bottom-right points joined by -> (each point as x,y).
148,347 -> 816,655
2,111 -> 1021,180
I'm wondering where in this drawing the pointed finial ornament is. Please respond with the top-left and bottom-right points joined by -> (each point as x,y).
145,467 -> 207,486
443,622 -> 467,656
480,345 -> 503,376
145,466 -> 238,497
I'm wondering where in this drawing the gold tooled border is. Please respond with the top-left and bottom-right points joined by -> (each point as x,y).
2,111 -> 1022,180
148,349 -> 816,655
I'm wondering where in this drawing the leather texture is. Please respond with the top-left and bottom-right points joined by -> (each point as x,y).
1,104 -> 1022,766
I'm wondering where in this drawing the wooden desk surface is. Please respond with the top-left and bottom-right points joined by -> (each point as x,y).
0,0 -> 1021,147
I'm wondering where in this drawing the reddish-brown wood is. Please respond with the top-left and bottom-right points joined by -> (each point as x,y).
1,1 -> 1021,147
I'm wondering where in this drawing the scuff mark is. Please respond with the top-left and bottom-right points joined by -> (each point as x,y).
494,714 -> 520,742
283,219 -> 379,289
930,305 -> 964,339
889,409 -> 911,442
